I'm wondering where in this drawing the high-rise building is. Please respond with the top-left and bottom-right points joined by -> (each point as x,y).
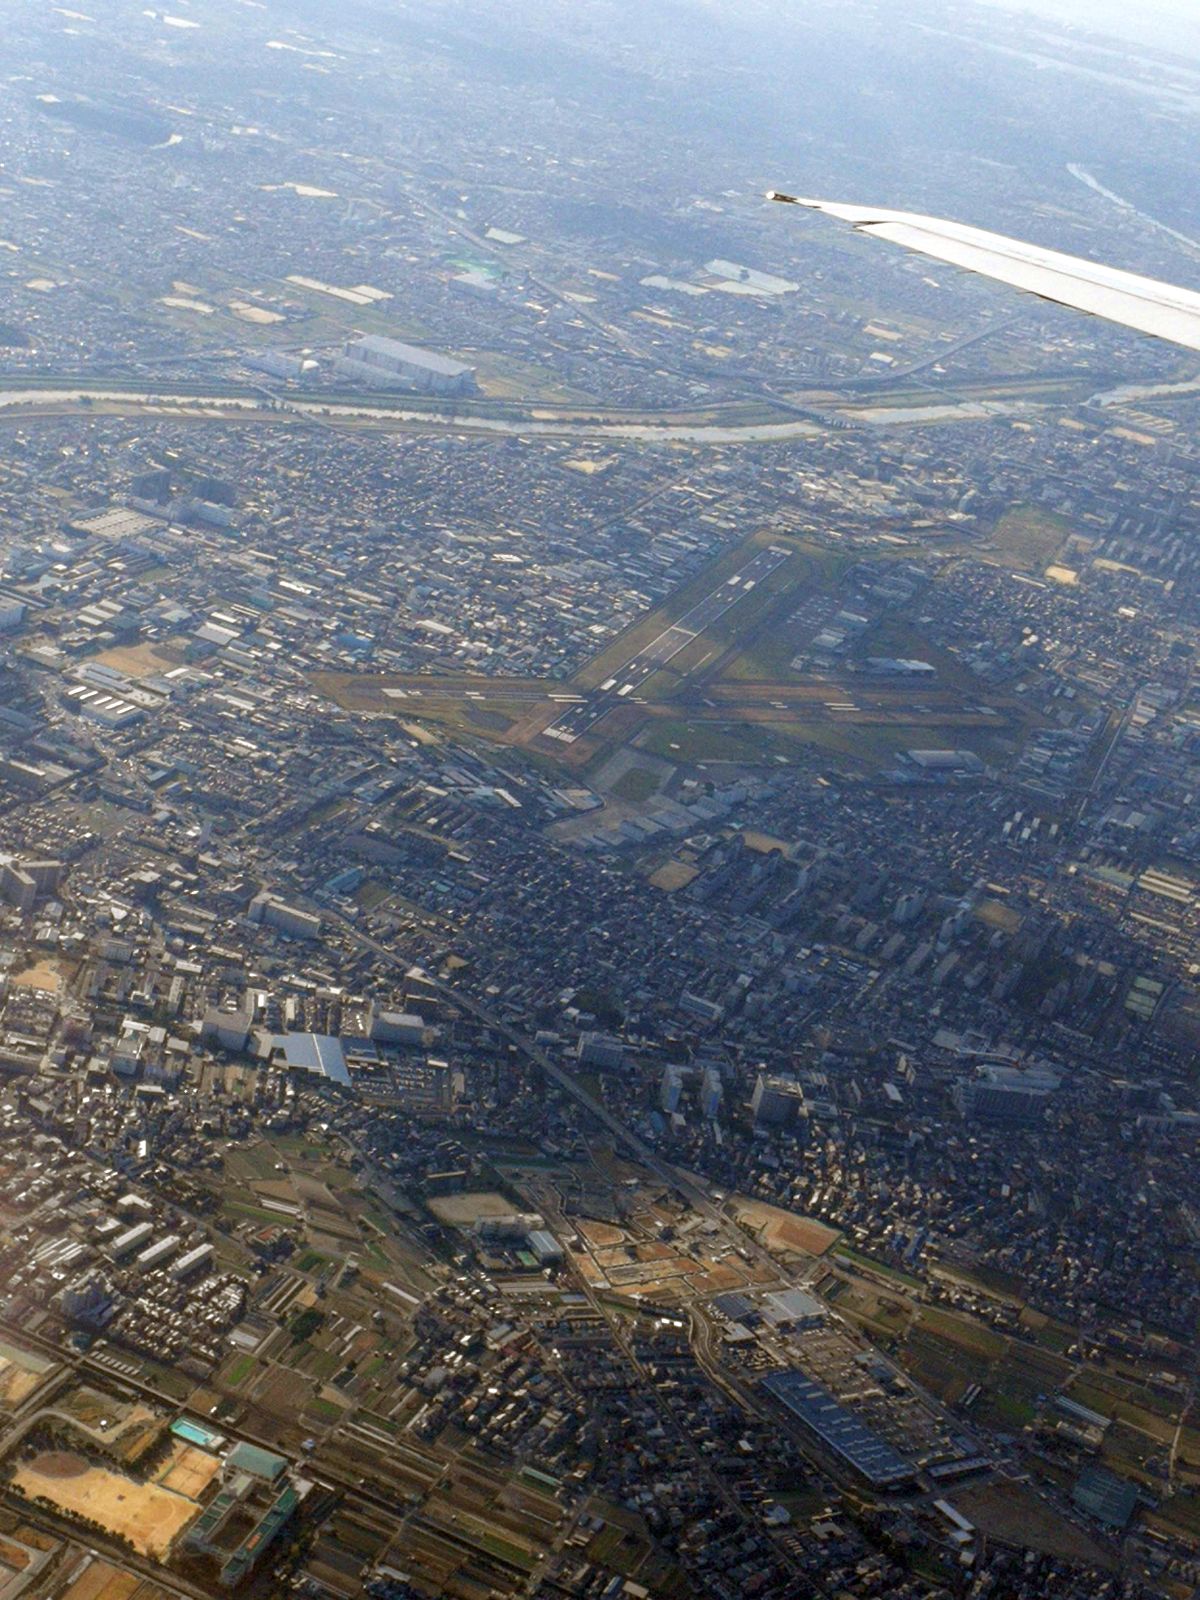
751,1072 -> 807,1127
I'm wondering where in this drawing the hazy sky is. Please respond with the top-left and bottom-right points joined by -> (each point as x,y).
973,0 -> 1200,58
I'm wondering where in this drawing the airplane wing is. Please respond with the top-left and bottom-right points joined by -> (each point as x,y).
767,192 -> 1200,354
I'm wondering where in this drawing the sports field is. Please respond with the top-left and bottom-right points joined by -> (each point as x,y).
14,1449 -> 206,1558
427,1191 -> 519,1226
153,1439 -> 223,1499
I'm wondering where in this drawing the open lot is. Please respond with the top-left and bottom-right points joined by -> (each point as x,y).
0,1339 -> 55,1409
427,1191 -> 518,1227
90,640 -> 185,680
731,1197 -> 841,1257
6,960 -> 65,994
955,1479 -> 1114,1569
988,504 -> 1074,571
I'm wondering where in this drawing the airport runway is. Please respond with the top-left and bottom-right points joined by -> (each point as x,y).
543,544 -> 791,743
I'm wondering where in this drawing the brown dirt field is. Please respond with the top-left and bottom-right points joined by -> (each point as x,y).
32,1451 -> 88,1478
427,1192 -> 518,1226
251,1179 -> 299,1202
689,1264 -> 747,1293
595,1246 -> 634,1268
732,1197 -> 841,1256
13,1527 -> 55,1552
0,1537 -> 29,1570
14,1459 -> 200,1559
649,861 -> 699,892
0,1354 -> 52,1408
576,1220 -> 626,1248
91,642 -> 183,680
7,961 -> 62,994
59,1561 -> 141,1600
618,1273 -> 691,1298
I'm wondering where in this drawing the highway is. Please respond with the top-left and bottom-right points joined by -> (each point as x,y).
543,544 -> 791,742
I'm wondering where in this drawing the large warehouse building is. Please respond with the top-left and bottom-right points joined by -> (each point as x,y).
334,334 -> 478,396
760,1370 -> 913,1489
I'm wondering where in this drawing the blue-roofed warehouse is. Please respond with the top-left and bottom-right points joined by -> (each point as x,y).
267,1032 -> 351,1088
760,1370 -> 913,1489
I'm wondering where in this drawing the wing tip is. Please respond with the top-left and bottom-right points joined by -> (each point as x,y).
766,191 -> 827,211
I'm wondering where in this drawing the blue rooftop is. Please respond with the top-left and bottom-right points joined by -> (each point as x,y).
761,1370 -> 912,1487
269,1032 -> 351,1087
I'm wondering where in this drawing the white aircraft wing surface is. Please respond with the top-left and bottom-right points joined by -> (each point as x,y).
767,193 -> 1200,354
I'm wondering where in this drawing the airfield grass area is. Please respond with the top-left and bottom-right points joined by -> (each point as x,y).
310,669 -> 555,717
309,523 -> 1040,789
571,528 -> 832,692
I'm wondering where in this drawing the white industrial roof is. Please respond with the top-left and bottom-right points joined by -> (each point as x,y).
350,334 -> 474,377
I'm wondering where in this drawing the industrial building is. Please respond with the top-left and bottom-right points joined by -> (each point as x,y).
334,334 -> 478,396
0,856 -> 63,913
109,1221 -> 155,1260
953,1062 -> 1060,1124
370,1007 -> 428,1047
135,1233 -> 181,1273
247,893 -> 322,941
760,1370 -> 913,1489
172,1242 -> 215,1281
761,1288 -> 825,1330
265,1032 -> 352,1088
526,1229 -> 564,1265
577,1032 -> 625,1070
